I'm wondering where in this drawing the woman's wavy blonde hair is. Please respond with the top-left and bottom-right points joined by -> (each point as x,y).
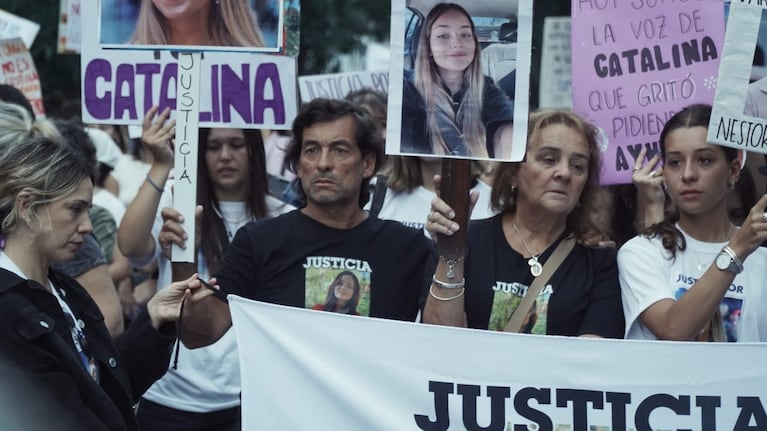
131,0 -> 264,47
414,3 -> 485,157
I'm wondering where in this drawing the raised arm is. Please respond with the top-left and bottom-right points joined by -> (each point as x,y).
117,106 -> 175,260
632,147 -> 665,230
628,195 -> 767,340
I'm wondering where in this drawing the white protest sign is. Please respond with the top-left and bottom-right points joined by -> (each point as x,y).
0,37 -> 45,118
709,1 -> 767,155
172,52 -> 201,264
0,10 -> 40,49
298,70 -> 389,102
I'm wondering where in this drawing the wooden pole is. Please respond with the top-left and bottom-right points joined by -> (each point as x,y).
436,158 -> 472,257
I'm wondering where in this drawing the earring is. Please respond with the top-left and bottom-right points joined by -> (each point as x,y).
511,185 -> 517,193
728,181 -> 735,189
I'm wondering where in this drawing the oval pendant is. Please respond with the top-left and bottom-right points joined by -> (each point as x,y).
531,263 -> 543,277
529,259 -> 543,277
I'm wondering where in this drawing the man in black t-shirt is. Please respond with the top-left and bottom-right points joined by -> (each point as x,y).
181,98 -> 435,348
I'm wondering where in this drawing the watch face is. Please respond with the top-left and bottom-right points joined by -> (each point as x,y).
716,251 -> 731,270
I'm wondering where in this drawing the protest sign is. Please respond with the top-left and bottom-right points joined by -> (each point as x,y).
0,9 -> 40,49
572,0 -> 724,184
0,37 -> 45,117
709,1 -> 767,156
57,0 -> 81,54
298,70 -> 389,102
98,0 -> 297,55
386,0 -> 531,161
539,16 -> 573,109
80,0 -> 298,129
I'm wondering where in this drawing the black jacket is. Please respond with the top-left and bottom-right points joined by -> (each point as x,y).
0,268 -> 175,430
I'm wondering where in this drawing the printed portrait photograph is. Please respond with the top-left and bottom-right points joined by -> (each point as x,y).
99,0 -> 290,53
388,0 -> 525,161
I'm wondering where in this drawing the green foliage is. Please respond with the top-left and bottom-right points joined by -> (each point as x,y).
298,0 -> 390,75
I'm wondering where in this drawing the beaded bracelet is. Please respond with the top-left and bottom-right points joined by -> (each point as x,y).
429,285 -> 465,301
145,175 -> 164,193
432,275 -> 465,289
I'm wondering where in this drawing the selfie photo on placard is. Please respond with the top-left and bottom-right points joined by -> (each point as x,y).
386,0 -> 532,162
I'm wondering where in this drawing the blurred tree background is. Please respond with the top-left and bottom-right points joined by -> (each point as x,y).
0,0 -> 393,112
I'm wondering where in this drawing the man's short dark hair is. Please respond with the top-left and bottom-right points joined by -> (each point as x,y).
285,98 -> 385,208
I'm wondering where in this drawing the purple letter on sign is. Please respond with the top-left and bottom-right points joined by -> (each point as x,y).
84,59 -> 112,120
253,63 -> 285,125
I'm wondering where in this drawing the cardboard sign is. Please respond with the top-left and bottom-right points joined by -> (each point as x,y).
0,37 -> 45,117
386,0 -> 532,162
80,0 -> 298,129
298,70 -> 389,102
572,0 -> 724,185
709,1 -> 767,155
98,0 -> 297,55
0,9 -> 40,49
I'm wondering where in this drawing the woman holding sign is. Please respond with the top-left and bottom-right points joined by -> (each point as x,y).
118,107 -> 292,430
131,0 -> 265,47
424,109 -> 623,337
401,3 -> 514,159
618,104 -> 767,342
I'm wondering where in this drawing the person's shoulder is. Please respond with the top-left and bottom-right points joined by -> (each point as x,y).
366,214 -> 431,243
617,233 -> 662,260
403,68 -> 416,82
265,195 -> 296,217
469,213 -> 501,235
249,207 -> 300,230
749,76 -> 767,94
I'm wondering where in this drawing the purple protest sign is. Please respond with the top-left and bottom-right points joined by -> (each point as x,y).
571,0 -> 724,185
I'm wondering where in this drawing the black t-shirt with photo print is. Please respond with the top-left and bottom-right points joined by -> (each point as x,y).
216,210 -> 436,321
463,214 -> 624,338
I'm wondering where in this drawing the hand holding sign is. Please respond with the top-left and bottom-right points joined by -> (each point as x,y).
142,105 -> 176,166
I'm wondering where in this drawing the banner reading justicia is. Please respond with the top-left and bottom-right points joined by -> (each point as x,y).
228,296 -> 767,430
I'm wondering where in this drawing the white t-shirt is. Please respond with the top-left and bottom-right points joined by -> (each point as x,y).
142,196 -> 294,412
111,155 -> 151,207
92,189 -> 126,226
369,182 -> 497,232
618,227 -> 767,342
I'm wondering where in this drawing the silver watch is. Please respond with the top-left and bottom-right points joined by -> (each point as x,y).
715,246 -> 743,275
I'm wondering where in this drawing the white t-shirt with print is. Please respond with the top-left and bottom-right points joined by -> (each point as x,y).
618,227 -> 767,342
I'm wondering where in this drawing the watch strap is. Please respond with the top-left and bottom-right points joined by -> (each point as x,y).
721,246 -> 744,274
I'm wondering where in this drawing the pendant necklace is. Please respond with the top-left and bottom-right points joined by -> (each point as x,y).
512,222 -> 544,277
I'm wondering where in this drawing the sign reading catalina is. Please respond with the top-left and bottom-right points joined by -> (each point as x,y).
594,36 -> 718,77
79,0 -> 298,129
83,58 -> 286,125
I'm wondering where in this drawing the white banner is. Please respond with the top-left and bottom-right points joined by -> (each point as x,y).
229,296 -> 767,430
